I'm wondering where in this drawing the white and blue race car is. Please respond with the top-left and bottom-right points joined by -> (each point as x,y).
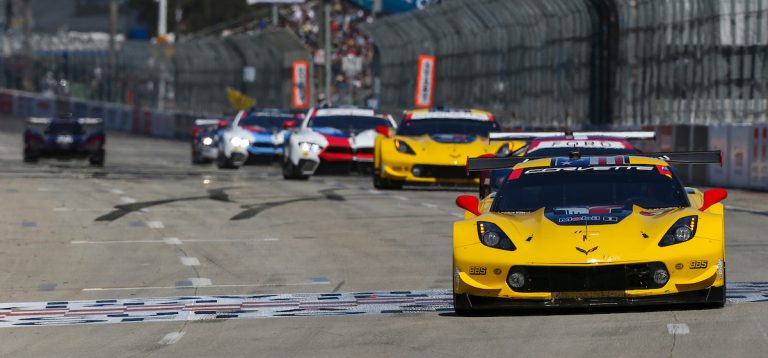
217,109 -> 299,169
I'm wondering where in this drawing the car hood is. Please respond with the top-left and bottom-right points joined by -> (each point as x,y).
475,206 -> 717,264
395,135 -> 501,159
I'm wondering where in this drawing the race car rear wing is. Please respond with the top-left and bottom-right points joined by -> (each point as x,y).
466,151 -> 722,172
489,131 -> 656,141
27,117 -> 103,126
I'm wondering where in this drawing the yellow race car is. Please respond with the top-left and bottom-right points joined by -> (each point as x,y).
372,109 -> 524,189
452,151 -> 728,314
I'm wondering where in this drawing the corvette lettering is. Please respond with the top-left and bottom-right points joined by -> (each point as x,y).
525,166 -> 654,174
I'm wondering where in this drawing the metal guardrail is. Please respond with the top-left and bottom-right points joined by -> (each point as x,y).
363,0 -> 768,127
0,29 -> 311,114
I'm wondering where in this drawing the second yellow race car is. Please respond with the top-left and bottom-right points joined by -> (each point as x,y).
372,108 -> 524,189
453,151 -> 728,314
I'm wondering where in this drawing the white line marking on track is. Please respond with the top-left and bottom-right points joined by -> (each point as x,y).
188,278 -> 211,287
159,332 -> 185,345
366,189 -> 383,195
179,257 -> 201,266
667,323 -> 690,335
72,240 -> 162,244
452,213 -> 465,218
163,237 -> 182,245
420,202 -> 437,208
393,195 -> 409,201
81,280 -> 330,292
146,221 -> 165,229
120,197 -> 137,204
110,189 -> 125,195
71,238 -> 278,245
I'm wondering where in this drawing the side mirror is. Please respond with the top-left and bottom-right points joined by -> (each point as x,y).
375,125 -> 390,137
283,120 -> 297,129
217,120 -> 228,129
455,195 -> 481,216
700,188 -> 728,211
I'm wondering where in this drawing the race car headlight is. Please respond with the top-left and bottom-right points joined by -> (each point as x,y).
394,139 -> 415,155
658,216 -> 698,247
496,143 -> 511,157
230,136 -> 250,147
299,141 -> 323,153
477,222 -> 516,251
202,137 -> 214,146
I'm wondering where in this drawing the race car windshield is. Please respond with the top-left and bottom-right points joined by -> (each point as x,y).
239,114 -> 292,130
396,119 -> 500,137
308,116 -> 390,135
492,165 -> 690,212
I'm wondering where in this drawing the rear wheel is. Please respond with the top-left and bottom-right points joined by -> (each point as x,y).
23,150 -> 38,163
89,151 -> 105,167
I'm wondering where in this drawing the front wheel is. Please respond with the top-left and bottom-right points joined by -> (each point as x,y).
282,159 -> 308,180
373,171 -> 403,190
453,294 -> 474,316
217,153 -> 239,170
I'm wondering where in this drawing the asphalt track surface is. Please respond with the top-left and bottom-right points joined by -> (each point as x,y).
0,116 -> 767,357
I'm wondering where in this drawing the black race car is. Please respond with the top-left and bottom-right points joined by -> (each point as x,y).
24,115 -> 106,167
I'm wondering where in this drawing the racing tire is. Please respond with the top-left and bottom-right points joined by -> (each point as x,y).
282,160 -> 308,180
373,173 -> 403,190
217,153 -> 239,170
89,152 -> 105,167
23,151 -> 38,163
453,294 -> 475,316
707,269 -> 726,308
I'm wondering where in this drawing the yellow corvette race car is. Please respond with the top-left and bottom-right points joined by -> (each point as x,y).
372,109 -> 524,189
452,151 -> 728,314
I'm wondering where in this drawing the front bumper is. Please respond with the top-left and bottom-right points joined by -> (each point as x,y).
454,246 -> 725,304
381,162 -> 478,184
456,286 -> 725,309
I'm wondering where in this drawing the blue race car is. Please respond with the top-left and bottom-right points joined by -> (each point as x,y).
24,115 -> 105,167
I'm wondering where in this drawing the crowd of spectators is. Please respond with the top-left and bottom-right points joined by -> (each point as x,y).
280,1 -> 377,108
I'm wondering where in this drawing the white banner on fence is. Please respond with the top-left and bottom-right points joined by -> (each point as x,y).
414,55 -> 435,108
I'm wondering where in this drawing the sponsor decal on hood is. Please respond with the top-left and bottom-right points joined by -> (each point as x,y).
545,205 -> 632,226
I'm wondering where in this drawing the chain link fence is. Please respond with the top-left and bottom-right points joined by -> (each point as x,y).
0,28 -> 310,115
363,0 -> 768,127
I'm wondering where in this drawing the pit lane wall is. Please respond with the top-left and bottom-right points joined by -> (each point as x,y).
0,88 -> 209,140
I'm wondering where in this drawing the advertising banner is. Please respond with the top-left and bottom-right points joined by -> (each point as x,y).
414,55 -> 435,108
292,60 -> 310,109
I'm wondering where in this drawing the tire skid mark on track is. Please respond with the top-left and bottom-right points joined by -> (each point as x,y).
0,283 -> 766,328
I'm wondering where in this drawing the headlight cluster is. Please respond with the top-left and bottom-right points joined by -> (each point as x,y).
394,139 -> 415,155
658,216 -> 698,247
230,136 -> 250,147
201,137 -> 214,146
299,141 -> 323,153
477,222 -> 516,251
